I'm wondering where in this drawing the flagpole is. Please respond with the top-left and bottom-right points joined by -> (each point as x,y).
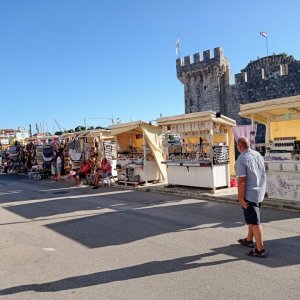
176,35 -> 180,59
178,35 -> 180,58
260,32 -> 269,56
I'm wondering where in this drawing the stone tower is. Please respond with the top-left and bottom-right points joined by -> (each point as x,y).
176,47 -> 230,114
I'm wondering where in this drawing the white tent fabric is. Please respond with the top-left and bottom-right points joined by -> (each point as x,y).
141,125 -> 167,180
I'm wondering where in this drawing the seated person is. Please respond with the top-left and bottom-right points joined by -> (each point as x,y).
73,160 -> 91,187
3,157 -> 11,175
93,157 -> 112,189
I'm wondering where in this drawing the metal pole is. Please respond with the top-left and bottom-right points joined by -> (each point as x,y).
251,115 -> 256,150
176,35 -> 180,59
143,131 -> 148,184
265,36 -> 269,56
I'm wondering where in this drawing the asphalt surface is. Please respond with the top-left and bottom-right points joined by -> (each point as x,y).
0,174 -> 300,300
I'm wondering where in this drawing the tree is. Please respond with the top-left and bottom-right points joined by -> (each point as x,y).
75,126 -> 86,132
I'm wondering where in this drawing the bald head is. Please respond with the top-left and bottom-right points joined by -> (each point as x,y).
237,137 -> 250,152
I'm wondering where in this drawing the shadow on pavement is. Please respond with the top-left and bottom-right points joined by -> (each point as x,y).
3,189 -> 300,250
1,235 -> 300,295
5,199 -> 245,248
0,252 -> 237,295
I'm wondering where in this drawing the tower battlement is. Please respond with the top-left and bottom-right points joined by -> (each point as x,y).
242,54 -> 294,72
176,47 -> 224,69
235,54 -> 294,84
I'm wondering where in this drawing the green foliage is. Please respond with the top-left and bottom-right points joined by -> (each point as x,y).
75,126 -> 86,132
278,53 -> 294,60
279,52 -> 288,57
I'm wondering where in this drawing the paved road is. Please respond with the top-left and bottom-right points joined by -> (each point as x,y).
0,174 -> 299,300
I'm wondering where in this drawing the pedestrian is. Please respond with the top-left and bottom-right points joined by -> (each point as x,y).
235,137 -> 267,258
51,155 -> 58,181
56,151 -> 62,181
3,157 -> 10,175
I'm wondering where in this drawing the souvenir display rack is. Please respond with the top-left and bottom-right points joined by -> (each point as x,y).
157,111 -> 236,190
116,140 -> 158,184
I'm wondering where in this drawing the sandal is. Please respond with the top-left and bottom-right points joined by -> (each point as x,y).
238,238 -> 254,248
247,248 -> 266,258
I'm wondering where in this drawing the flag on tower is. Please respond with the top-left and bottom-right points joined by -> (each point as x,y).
175,36 -> 180,57
260,32 -> 268,37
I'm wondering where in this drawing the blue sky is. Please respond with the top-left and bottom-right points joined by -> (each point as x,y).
1,0 -> 300,133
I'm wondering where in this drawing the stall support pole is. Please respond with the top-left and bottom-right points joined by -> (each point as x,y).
225,129 -> 230,188
143,131 -> 148,184
251,115 -> 256,150
211,131 -> 215,191
266,120 -> 270,144
115,136 -> 121,182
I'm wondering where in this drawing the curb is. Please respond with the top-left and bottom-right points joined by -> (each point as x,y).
133,185 -> 300,211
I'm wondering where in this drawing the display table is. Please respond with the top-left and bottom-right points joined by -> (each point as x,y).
164,162 -> 229,188
117,160 -> 161,183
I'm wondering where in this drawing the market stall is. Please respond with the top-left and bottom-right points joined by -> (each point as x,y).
61,129 -> 117,176
110,121 -> 167,185
239,95 -> 300,201
156,111 -> 236,189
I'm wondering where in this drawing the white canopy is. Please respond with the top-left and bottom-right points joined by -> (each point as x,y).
157,110 -> 236,127
239,95 -> 300,124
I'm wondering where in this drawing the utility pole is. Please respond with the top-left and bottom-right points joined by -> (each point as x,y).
29,124 -> 32,138
54,119 -> 63,132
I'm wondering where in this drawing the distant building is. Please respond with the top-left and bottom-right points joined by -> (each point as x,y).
0,129 -> 16,149
0,129 -> 30,149
0,135 -> 9,146
0,129 -> 17,137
